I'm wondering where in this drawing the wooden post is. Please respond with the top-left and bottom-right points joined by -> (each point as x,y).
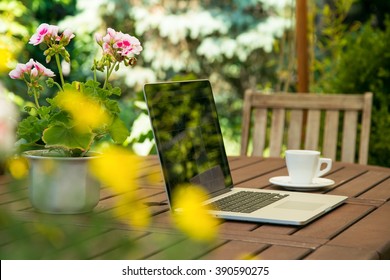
296,0 -> 309,93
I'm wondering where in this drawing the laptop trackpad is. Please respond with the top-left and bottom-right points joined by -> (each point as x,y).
275,201 -> 324,211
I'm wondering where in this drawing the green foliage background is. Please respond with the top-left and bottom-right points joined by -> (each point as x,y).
2,0 -> 390,260
312,0 -> 390,167
2,0 -> 294,156
1,0 -> 390,166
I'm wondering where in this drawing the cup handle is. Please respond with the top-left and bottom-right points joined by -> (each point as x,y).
317,158 -> 332,177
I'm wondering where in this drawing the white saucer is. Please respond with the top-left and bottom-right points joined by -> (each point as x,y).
269,176 -> 335,191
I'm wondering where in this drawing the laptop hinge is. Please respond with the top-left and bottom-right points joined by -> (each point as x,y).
209,187 -> 232,199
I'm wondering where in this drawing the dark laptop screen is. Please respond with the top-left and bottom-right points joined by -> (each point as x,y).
143,80 -> 233,202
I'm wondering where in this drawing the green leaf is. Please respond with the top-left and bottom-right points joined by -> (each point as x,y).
42,125 -> 94,151
110,86 -> 122,96
23,105 -> 35,113
46,78 -> 55,88
109,117 -> 130,144
104,99 -> 120,114
63,83 -> 76,91
17,116 -> 47,144
101,83 -> 122,96
36,106 -> 51,120
84,79 -> 101,89
49,110 -> 72,127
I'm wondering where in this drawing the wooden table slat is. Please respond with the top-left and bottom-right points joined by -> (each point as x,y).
294,203 -> 375,239
329,170 -> 390,197
305,245 -> 380,260
256,245 -> 312,260
200,240 -> 269,260
327,201 -> 390,259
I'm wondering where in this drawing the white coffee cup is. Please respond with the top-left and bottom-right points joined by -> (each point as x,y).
285,150 -> 332,184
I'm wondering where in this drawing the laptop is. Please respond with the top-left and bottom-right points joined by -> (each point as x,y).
143,79 -> 347,225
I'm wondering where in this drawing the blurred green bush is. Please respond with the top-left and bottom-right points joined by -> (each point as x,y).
312,0 -> 390,167
322,21 -> 390,167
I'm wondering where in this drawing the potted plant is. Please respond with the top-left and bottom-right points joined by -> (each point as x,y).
9,23 -> 142,214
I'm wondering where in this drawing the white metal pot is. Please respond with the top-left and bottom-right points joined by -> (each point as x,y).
23,150 -> 101,214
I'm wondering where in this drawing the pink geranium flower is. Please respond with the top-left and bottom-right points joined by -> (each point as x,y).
115,34 -> 143,56
49,25 -> 59,40
9,59 -> 55,80
29,23 -> 51,45
9,64 -> 26,79
8,59 -> 34,79
97,27 -> 143,63
29,23 -> 74,47
95,33 -> 103,45
105,28 -> 117,41
61,28 -> 75,44
33,60 -> 55,77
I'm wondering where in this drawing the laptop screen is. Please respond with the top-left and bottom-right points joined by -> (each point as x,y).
143,80 -> 233,202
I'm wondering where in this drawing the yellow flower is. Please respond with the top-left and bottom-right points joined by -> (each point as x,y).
89,145 -> 150,228
7,156 -> 28,179
89,145 -> 141,193
56,89 -> 110,131
0,39 -> 14,73
237,253 -> 259,260
172,184 -> 219,242
114,194 -> 151,228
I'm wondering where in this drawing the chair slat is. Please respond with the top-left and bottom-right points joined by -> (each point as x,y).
269,108 -> 285,157
341,111 -> 358,163
287,110 -> 303,150
322,111 -> 339,160
358,92 -> 373,164
250,93 -> 366,110
252,108 -> 267,156
304,109 -> 321,150
240,91 -> 253,155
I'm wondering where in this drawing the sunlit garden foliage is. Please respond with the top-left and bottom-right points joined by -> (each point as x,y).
1,0 -> 390,259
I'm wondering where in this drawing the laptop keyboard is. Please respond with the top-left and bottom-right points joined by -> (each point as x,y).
210,191 -> 289,213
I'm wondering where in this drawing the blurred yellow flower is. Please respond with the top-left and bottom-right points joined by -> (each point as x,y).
114,194 -> 150,228
0,39 -> 14,73
89,145 -> 140,193
237,253 -> 259,260
7,156 -> 28,179
89,145 -> 150,228
172,184 -> 219,242
56,89 -> 110,131
145,165 -> 163,185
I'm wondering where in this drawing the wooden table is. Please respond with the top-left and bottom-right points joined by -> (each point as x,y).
1,156 -> 390,260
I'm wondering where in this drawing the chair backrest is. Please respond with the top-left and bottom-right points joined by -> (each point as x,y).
240,90 -> 373,164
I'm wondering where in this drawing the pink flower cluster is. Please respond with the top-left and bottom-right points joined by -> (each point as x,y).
95,28 -> 143,61
8,23 -> 142,91
9,59 -> 55,80
29,23 -> 75,46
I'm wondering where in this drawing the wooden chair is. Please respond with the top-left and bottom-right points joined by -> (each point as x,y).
240,90 -> 373,164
